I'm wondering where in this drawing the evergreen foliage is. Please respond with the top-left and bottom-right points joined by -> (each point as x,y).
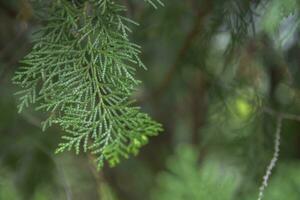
152,145 -> 239,200
12,0 -> 162,169
1,0 -> 300,199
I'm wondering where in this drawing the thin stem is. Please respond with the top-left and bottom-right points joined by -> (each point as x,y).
257,116 -> 282,200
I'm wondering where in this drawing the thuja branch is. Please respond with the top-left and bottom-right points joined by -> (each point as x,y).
13,0 -> 162,169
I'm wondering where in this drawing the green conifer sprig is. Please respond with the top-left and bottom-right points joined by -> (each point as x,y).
144,0 -> 164,9
13,0 -> 162,169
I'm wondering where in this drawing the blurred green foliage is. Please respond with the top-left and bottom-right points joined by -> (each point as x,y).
1,0 -> 300,200
151,145 -> 239,200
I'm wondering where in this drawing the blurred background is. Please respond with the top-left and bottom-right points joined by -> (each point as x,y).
1,0 -> 300,199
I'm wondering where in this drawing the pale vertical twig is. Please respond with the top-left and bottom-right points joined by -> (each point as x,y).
257,115 -> 282,200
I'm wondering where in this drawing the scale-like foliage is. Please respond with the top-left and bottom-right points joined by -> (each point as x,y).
144,0 -> 164,9
13,0 -> 162,169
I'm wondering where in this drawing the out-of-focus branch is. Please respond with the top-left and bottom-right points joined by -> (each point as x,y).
122,0 -> 134,17
0,0 -> 32,83
258,106 -> 300,200
151,0 -> 213,100
257,115 -> 282,200
263,107 -> 300,122
87,153 -> 104,198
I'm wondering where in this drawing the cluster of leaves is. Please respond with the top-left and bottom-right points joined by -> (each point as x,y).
13,0 -> 162,169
